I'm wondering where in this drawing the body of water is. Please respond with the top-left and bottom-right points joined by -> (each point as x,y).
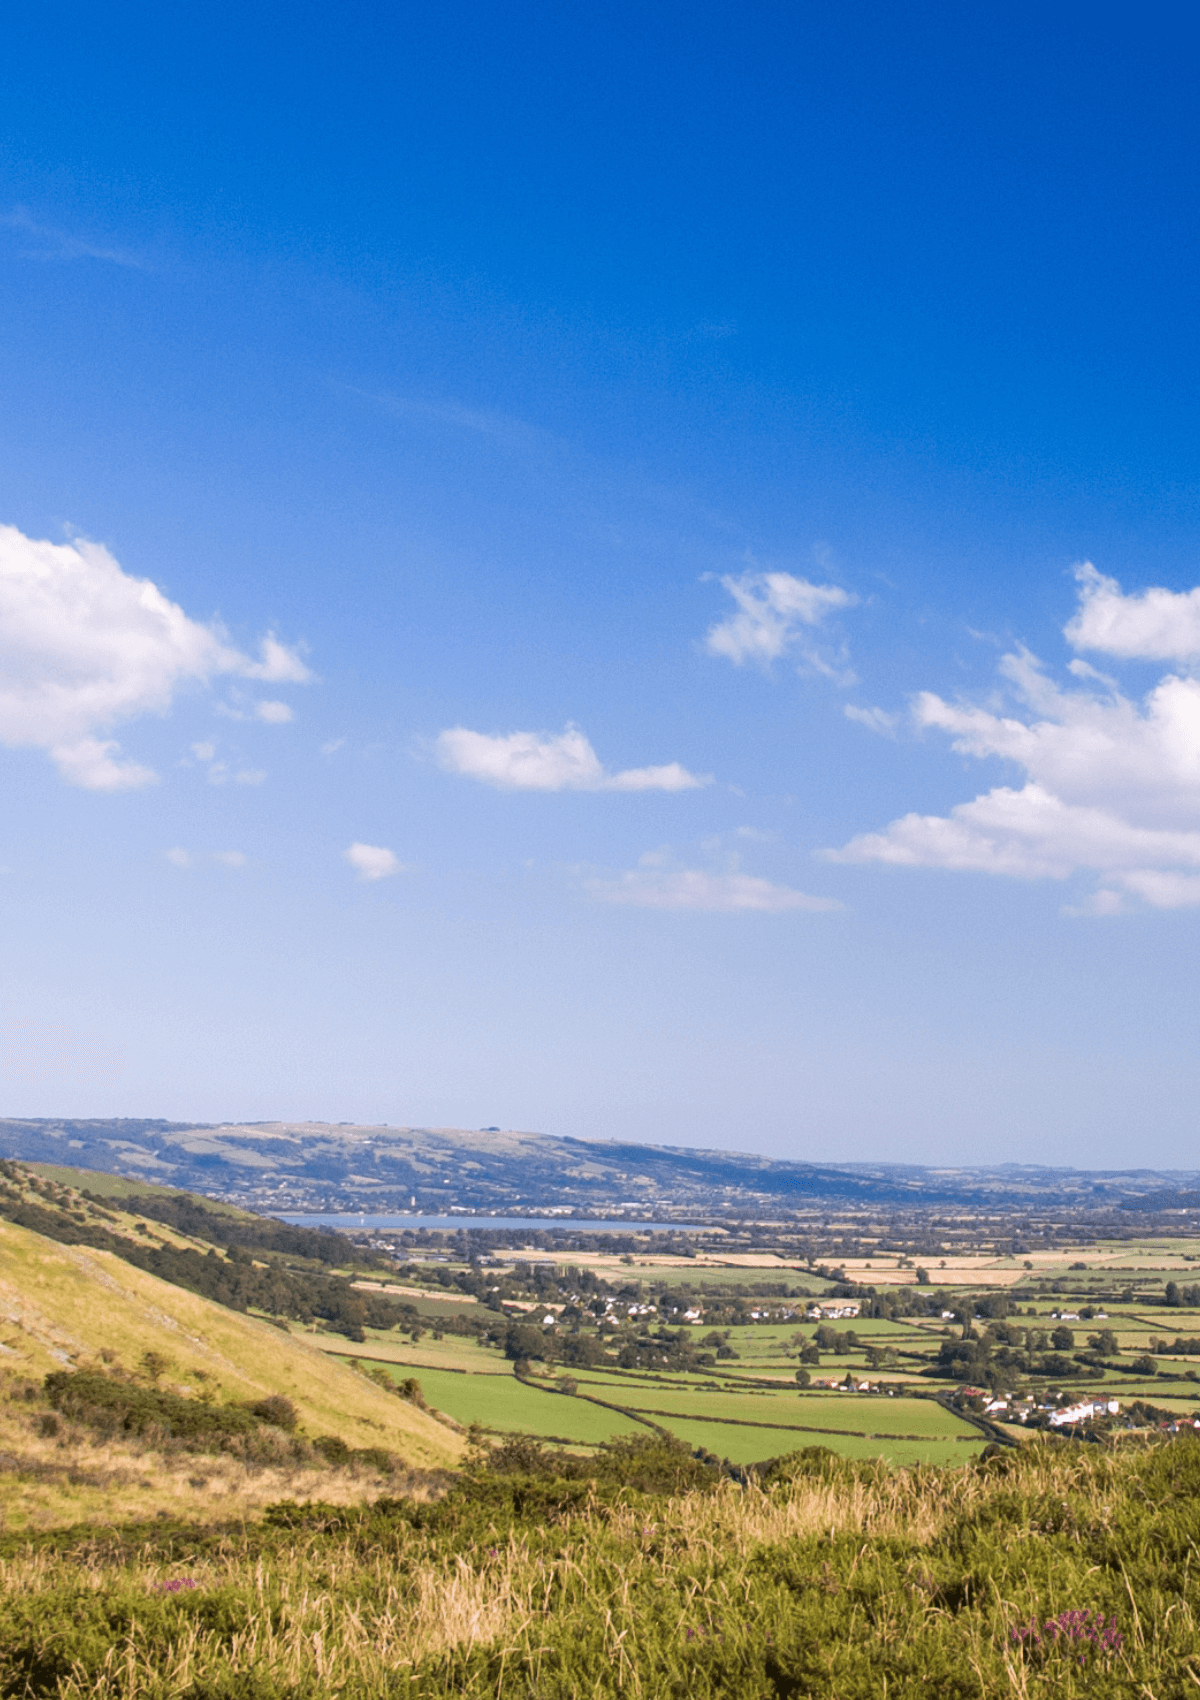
278,1213 -> 704,1233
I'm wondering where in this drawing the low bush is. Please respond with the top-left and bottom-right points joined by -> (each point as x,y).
43,1371 -> 260,1450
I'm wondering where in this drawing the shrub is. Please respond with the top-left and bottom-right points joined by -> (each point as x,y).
250,1395 -> 297,1431
44,1371 -> 260,1449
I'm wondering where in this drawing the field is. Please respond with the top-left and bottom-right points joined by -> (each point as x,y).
338,1331 -> 986,1468
310,1254 -> 1200,1466
8,1160 -> 1200,1693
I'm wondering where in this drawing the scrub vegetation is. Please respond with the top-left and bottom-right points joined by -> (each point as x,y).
3,1433 -> 1200,1697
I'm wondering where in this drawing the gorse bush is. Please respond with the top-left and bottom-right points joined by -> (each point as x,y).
40,1373 -> 389,1471
43,1371 -> 262,1449
4,1434 -> 1200,1697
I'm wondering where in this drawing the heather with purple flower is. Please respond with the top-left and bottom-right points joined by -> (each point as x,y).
1012,1609 -> 1123,1665
4,1435 -> 1200,1696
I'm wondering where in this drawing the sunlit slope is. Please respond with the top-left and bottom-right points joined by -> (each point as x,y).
0,1217 -> 463,1469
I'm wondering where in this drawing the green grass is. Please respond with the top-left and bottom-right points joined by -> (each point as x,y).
581,1383 -> 976,1438
38,1430 -> 1197,1699
367,1362 -> 649,1443
25,1165 -> 251,1217
648,1417 -> 980,1465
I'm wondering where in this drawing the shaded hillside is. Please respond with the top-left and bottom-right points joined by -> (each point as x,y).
0,1163 -> 415,1342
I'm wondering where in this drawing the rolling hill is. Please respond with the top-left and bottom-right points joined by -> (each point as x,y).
1,1116 -> 1197,1218
0,1174 -> 464,1532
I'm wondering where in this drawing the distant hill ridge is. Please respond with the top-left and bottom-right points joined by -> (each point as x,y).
0,1117 -> 1195,1216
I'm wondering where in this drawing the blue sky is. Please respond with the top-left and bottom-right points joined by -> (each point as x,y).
3,2 -> 1200,1165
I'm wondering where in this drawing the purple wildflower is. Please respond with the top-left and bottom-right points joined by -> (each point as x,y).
1012,1610 -> 1122,1663
155,1578 -> 198,1594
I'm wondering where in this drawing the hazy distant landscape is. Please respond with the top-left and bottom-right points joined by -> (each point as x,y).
3,1116 -> 1199,1220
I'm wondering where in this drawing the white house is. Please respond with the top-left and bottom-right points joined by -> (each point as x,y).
1048,1398 -> 1120,1427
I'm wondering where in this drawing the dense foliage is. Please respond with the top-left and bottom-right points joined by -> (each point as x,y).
111,1193 -> 376,1267
3,1435 -> 1200,1697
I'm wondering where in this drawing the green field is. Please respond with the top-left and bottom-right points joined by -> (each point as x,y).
350,1344 -> 983,1464
574,1378 -> 975,1437
365,1361 -> 650,1442
648,1416 -> 979,1466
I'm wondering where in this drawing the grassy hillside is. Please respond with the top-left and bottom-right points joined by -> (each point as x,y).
1,1434 -> 1197,1697
0,1215 -> 463,1530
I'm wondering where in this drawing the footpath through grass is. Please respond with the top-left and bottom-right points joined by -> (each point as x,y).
4,1434 -> 1200,1698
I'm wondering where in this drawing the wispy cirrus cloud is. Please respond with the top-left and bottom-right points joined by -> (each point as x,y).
341,385 -> 544,454
435,725 -> 709,793
0,522 -> 309,789
1,206 -> 146,268
165,848 -> 246,870
830,565 -> 1200,912
704,567 -> 857,678
586,849 -> 840,912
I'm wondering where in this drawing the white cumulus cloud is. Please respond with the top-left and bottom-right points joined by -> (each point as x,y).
344,842 -> 402,881
587,852 -> 840,912
435,725 -> 708,792
242,635 -> 311,683
830,569 -> 1200,911
0,522 -> 309,789
255,700 -> 293,724
704,569 -> 857,675
1066,562 -> 1200,660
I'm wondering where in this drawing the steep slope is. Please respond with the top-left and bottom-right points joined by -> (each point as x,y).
0,1215 -> 463,1530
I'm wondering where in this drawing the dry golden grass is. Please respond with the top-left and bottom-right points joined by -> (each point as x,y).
0,1213 -> 463,1532
0,1218 -> 463,1456
0,1530 -> 538,1695
0,1388 -> 446,1531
